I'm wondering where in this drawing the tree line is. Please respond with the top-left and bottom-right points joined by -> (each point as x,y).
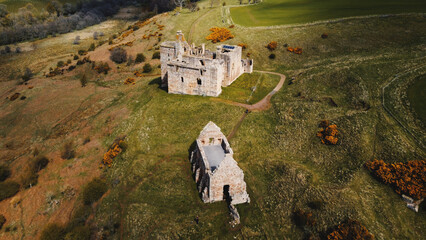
0,0 -> 177,46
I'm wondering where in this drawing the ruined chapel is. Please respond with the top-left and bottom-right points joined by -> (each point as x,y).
160,31 -> 253,97
190,122 -> 250,205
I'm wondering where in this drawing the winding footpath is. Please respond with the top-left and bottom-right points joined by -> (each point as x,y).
213,71 -> 286,112
222,71 -> 286,140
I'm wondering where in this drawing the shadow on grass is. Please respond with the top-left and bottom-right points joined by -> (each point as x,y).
148,77 -> 168,92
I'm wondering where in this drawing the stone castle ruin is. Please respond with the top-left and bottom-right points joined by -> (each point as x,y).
160,31 -> 253,97
190,122 -> 250,205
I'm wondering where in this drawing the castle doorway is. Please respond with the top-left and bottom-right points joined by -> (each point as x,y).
223,185 -> 230,202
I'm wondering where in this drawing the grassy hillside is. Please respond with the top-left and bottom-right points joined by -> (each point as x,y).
230,0 -> 426,26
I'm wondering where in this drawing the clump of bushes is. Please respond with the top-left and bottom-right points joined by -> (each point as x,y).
0,214 -> 5,230
20,155 -> 50,188
365,159 -> 425,200
88,43 -> 95,51
135,53 -> 146,63
110,47 -> 127,64
64,225 -> 90,240
61,142 -> 75,160
143,63 -> 152,73
21,68 -> 33,82
0,181 -> 20,201
82,178 -> 108,205
80,74 -> 87,87
266,41 -> 277,51
152,51 -> 160,59
205,27 -> 234,43
269,53 -> 276,59
57,61 -> 65,68
73,55 -> 79,60
293,209 -> 315,227
327,219 -> 374,240
93,62 -> 111,74
0,165 -> 11,182
316,120 -> 339,145
40,223 -> 65,240
33,155 -> 49,172
78,49 -> 87,56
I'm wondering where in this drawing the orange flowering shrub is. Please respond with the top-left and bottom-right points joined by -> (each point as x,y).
327,219 -> 374,240
287,46 -> 303,54
124,78 -> 135,85
238,43 -> 248,50
266,41 -> 278,51
317,120 -> 339,145
206,27 -> 234,43
365,159 -> 426,200
294,47 -> 303,54
134,70 -> 143,77
102,139 -> 125,167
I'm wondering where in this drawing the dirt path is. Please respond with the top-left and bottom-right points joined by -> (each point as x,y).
222,71 -> 285,139
214,71 -> 286,112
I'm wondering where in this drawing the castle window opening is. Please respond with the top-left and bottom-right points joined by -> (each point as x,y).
197,78 -> 202,85
181,77 -> 184,82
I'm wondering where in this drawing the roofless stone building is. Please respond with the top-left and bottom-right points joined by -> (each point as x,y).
160,31 -> 253,97
190,122 -> 250,205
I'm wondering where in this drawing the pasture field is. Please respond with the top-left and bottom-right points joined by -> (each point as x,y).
220,72 -> 280,104
230,0 -> 426,26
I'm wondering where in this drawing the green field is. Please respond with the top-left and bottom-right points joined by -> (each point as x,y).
407,75 -> 426,125
230,0 -> 426,26
220,72 -> 280,104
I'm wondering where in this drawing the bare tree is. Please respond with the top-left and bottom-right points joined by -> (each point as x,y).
174,0 -> 184,10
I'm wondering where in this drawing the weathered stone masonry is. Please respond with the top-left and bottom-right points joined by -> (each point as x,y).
190,122 -> 250,205
160,31 -> 253,97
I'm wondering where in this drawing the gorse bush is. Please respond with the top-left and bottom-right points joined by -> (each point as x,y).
82,178 -> 108,205
266,41 -> 278,51
365,159 -> 425,200
0,165 -> 11,182
206,27 -> 234,43
0,181 -> 20,201
327,219 -> 374,240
